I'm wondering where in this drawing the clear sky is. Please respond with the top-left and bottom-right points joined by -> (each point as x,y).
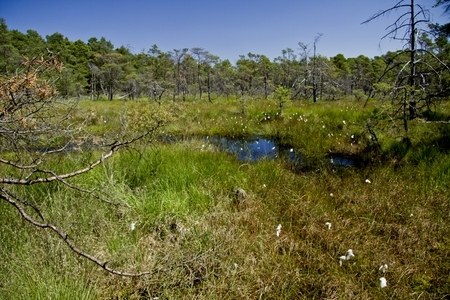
1,0 -> 448,63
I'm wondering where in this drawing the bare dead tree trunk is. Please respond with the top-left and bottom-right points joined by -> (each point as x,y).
408,0 -> 417,125
362,0 -> 431,133
207,67 -> 212,102
312,34 -> 322,103
263,75 -> 268,99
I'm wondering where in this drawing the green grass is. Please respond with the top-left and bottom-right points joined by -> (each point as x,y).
1,97 -> 450,299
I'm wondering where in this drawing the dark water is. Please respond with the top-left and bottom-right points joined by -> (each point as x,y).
208,136 -> 355,168
208,137 -> 279,162
329,156 -> 356,167
163,135 -> 356,168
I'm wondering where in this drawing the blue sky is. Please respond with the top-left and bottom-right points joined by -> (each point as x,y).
2,0 -> 448,63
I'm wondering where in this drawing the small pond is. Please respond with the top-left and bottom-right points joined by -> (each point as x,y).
205,136 -> 356,168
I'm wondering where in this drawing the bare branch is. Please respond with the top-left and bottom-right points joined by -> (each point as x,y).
37,168 -> 131,207
417,48 -> 450,72
361,1 -> 409,25
0,121 -> 163,185
0,188 -> 152,277
1,187 -> 45,222
0,157 -> 42,169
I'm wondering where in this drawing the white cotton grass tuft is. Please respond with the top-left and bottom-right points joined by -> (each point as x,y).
365,179 -> 371,183
339,256 -> 347,266
276,224 -> 282,237
346,249 -> 355,260
130,221 -> 136,231
339,249 -> 355,266
325,222 -> 332,230
379,277 -> 387,288
379,264 -> 388,273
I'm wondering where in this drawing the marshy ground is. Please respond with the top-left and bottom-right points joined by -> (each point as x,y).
1,97 -> 449,299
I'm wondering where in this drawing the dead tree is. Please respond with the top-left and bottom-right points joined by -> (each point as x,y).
362,0 -> 432,132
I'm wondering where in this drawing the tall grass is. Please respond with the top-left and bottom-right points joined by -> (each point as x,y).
1,97 -> 449,298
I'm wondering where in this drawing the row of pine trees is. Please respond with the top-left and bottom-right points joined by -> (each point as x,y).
1,18 -> 450,102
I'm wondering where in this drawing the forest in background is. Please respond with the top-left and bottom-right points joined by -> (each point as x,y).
1,16 -> 450,104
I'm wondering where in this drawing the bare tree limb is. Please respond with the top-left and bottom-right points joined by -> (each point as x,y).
0,157 -> 42,169
361,1 -> 409,25
0,55 -> 178,277
37,168 -> 131,207
0,121 -> 162,185
0,188 -> 152,277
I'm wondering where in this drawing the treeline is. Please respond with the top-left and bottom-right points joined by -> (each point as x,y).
1,18 -> 450,102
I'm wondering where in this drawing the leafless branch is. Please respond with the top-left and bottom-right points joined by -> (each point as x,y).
37,168 -> 131,207
0,157 -> 42,169
0,121 -> 162,185
1,187 -> 45,222
417,48 -> 450,72
361,1 -> 408,25
362,0 -> 430,41
0,188 -> 152,277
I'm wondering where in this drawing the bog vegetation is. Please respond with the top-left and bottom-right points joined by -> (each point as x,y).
1,1 -> 450,299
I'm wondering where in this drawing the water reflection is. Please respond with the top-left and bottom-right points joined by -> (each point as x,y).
208,136 -> 355,168
329,156 -> 356,167
209,137 -> 279,162
162,135 -> 356,168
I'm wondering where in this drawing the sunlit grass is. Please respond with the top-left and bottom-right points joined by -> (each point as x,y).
1,96 -> 450,298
